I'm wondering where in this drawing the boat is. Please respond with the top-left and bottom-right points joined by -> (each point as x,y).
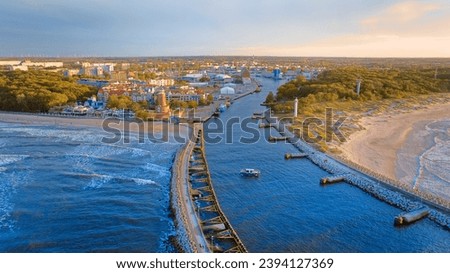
218,104 -> 227,112
240,168 -> 261,177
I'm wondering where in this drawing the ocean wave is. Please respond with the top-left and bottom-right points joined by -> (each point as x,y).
421,139 -> 450,182
68,172 -> 161,189
0,154 -> 29,167
144,162 -> 170,177
4,126 -> 106,143
130,178 -> 159,186
0,177 -> 15,231
0,213 -> 15,231
84,174 -> 114,189
412,119 -> 450,200
414,138 -> 450,199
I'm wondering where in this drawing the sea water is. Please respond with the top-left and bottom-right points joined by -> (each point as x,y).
204,78 -> 450,252
408,120 -> 450,199
0,122 -> 180,252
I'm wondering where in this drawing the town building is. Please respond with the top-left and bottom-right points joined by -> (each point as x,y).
181,73 -> 204,83
220,86 -> 235,95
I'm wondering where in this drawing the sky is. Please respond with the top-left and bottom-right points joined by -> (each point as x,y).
1,0 -> 449,57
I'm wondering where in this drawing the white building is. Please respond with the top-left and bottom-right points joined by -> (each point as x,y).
7,65 -> 28,71
21,60 -> 63,68
168,92 -> 202,103
214,74 -> 233,83
0,60 -> 21,66
223,83 -> 236,88
148,79 -> 175,86
220,86 -> 235,95
181,73 -> 204,83
63,69 -> 80,77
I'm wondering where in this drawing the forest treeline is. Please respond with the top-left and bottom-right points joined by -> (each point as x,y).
271,66 -> 450,114
0,70 -> 97,112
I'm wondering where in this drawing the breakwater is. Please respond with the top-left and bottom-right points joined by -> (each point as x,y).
267,114 -> 450,229
171,123 -> 248,252
189,128 -> 247,252
170,137 -> 198,252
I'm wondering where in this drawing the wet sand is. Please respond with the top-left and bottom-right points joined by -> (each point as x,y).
0,112 -> 191,142
338,103 -> 450,184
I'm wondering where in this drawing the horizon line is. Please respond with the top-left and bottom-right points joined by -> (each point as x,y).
2,55 -> 450,60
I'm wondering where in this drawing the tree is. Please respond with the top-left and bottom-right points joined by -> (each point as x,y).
136,110 -> 149,120
107,95 -> 132,109
198,97 -> 208,106
169,100 -> 188,109
265,91 -> 275,103
207,94 -> 214,104
107,95 -> 120,109
0,70 -> 96,112
187,100 -> 198,109
199,76 -> 210,82
138,100 -> 149,109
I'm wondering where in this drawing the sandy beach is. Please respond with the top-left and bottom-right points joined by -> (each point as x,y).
0,112 -> 191,143
338,102 -> 450,198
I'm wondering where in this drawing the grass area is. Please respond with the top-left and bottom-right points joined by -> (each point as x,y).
276,93 -> 450,153
269,66 -> 450,152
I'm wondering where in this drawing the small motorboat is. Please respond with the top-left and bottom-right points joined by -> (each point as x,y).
240,168 -> 261,177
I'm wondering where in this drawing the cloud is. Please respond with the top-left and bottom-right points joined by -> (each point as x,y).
1,0 -> 449,57
234,34 -> 450,57
244,0 -> 450,57
361,1 -> 442,33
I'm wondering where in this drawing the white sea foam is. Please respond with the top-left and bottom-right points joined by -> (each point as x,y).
144,162 -> 170,177
411,119 -> 450,199
84,174 -> 114,189
421,139 -> 450,183
131,178 -> 159,186
5,127 -> 105,143
414,138 -> 450,199
81,172 -> 161,189
0,178 -> 14,230
0,154 -> 29,166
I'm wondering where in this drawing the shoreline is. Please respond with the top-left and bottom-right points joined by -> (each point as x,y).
267,112 -> 450,228
0,83 -> 258,253
0,111 -> 203,251
337,102 -> 450,199
0,111 -> 173,134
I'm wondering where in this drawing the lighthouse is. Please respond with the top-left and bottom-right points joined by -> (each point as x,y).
156,90 -> 170,116
294,97 -> 298,118
356,79 -> 362,96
